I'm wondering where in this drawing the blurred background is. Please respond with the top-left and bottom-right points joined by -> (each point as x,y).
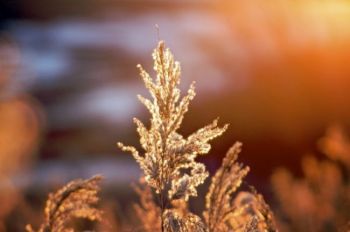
1,0 -> 350,231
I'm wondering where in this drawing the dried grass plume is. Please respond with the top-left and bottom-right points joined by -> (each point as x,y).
118,41 -> 276,232
26,175 -> 103,232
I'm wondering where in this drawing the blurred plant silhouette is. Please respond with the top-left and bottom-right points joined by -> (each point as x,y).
0,39 -> 42,231
119,41 -> 277,232
271,125 -> 350,232
25,175 -> 103,232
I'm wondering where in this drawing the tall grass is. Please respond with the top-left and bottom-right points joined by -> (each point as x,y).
118,41 -> 277,232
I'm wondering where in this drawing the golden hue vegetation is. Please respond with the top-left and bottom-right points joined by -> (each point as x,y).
2,34 -> 350,231
204,143 -> 276,232
272,125 -> 350,232
119,41 -> 277,232
26,175 -> 103,232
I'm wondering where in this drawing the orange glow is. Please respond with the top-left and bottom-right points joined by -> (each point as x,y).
1,1 -> 350,231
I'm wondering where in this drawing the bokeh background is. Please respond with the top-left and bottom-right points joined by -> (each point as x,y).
1,0 -> 350,231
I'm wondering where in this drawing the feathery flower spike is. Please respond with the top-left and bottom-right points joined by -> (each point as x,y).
26,175 -> 103,232
118,41 -> 227,231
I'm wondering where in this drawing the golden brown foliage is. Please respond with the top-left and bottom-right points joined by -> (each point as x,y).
319,124 -> 350,168
272,125 -> 350,232
163,209 -> 207,232
133,178 -> 161,232
119,41 -> 276,232
26,175 -> 103,232
204,142 -> 250,232
204,143 -> 277,232
118,41 -> 227,231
